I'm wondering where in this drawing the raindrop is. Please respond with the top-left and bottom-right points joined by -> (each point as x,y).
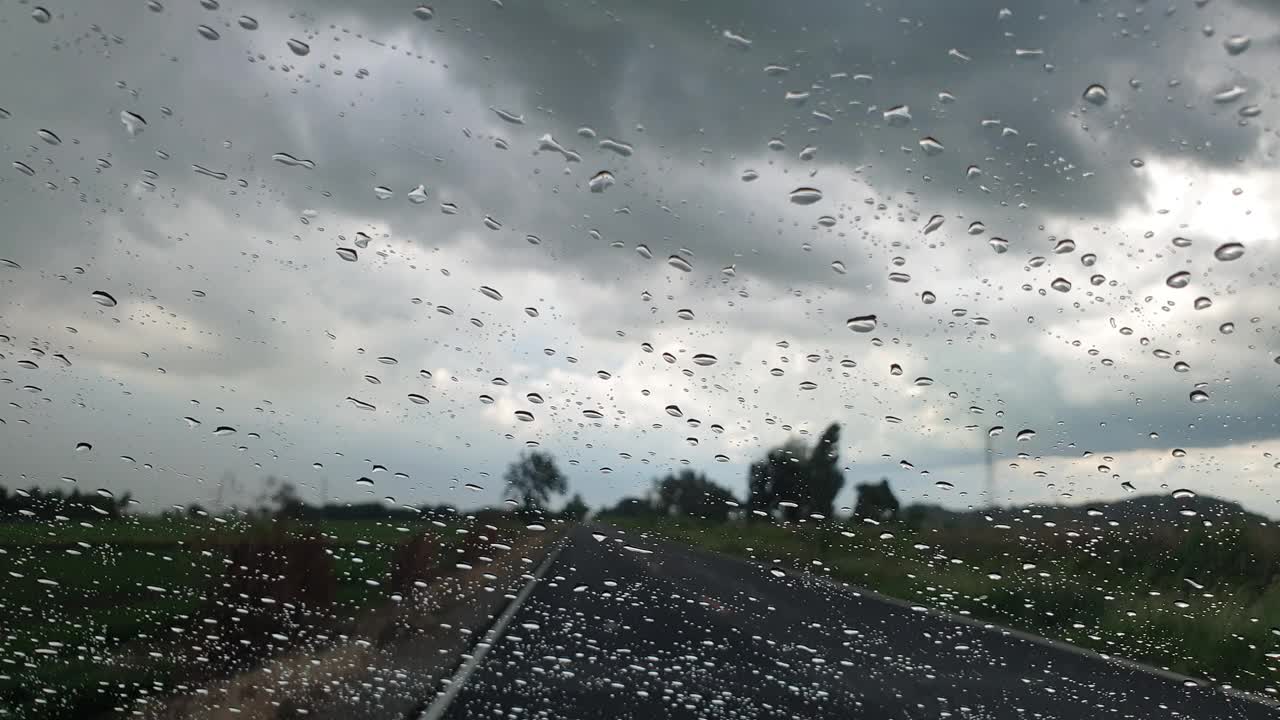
988,237 -> 1009,254
90,291 -> 117,307
120,111 -> 147,136
1219,322 -> 1234,335
789,187 -> 823,205
799,381 -> 818,391
355,477 -> 374,487
723,29 -> 752,50
1213,85 -> 1247,104
847,315 -> 877,333
413,5 -> 434,20
1053,238 -> 1076,254
667,255 -> 693,272
1165,271 -> 1191,289
922,215 -> 944,234
883,105 -> 912,126
921,291 -> 936,304
75,442 -> 92,452
373,185 -> 394,200
1050,277 -> 1072,292
676,309 -> 695,320
213,426 -> 236,436
524,307 -> 539,317
479,394 -> 494,404
664,405 -> 683,418
408,394 -> 428,405
1223,35 -> 1251,55
1193,296 -> 1212,310
1189,390 -> 1209,403
271,152 -> 314,169
407,185 -> 428,204
346,397 -> 376,411
286,38 -> 311,56
831,260 -> 847,274
599,138 -> 634,156
192,164 -> 227,180
967,221 -> 985,235
588,170 -> 615,193
1174,361 -> 1191,373
13,161 -> 35,176
197,24 -> 220,40
741,169 -> 759,182
1172,488 -> 1197,500
36,129 -> 61,145
692,354 -> 718,366
237,15 -> 259,30
336,247 -> 358,262
514,410 -> 535,422
1172,236 -> 1192,248
914,377 -> 934,386
817,216 -> 836,227
1081,253 -> 1097,267
918,137 -> 944,155
1016,429 -> 1036,441
889,363 -> 903,376
31,6 -> 51,23
1082,84 -> 1108,105
1213,242 -> 1244,261
484,216 -> 502,230
479,286 -> 503,301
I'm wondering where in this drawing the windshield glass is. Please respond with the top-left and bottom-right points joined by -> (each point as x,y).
2,0 -> 1278,718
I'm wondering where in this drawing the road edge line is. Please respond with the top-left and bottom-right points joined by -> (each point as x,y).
416,534 -> 567,720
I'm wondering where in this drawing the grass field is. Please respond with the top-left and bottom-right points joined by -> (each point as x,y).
607,515 -> 1280,695
0,513 -> 511,719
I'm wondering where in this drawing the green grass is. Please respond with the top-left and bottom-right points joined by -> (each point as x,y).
609,516 -> 1280,695
0,515 -> 484,719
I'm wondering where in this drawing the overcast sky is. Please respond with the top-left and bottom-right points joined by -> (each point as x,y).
1,0 -> 1278,517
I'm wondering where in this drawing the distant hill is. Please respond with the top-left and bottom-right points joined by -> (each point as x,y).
904,493 -> 1272,529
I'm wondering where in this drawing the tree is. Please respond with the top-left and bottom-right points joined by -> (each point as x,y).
654,470 -> 737,522
747,439 -> 812,521
561,493 -> 589,520
503,451 -> 568,512
807,423 -> 844,519
853,478 -> 900,522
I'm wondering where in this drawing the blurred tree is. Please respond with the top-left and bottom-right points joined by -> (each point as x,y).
503,451 -> 568,512
808,423 -> 844,519
271,480 -> 305,518
561,493 -> 590,520
853,478 -> 900,522
602,496 -> 657,518
747,439 -> 813,521
654,469 -> 737,521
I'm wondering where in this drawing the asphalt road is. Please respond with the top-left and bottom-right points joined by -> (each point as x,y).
434,525 -> 1273,720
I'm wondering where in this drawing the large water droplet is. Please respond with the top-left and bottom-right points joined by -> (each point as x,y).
789,187 -> 823,205
121,111 -> 147,136
413,5 -> 434,20
692,354 -> 717,366
667,255 -> 693,272
883,105 -> 912,126
346,397 -> 376,411
272,152 -> 314,169
1223,35 -> 1251,55
1172,488 -> 1197,500
197,24 -> 220,40
1050,277 -> 1072,292
31,6 -> 51,23
287,38 -> 311,56
336,247 -> 358,262
1082,84 -> 1108,105
479,286 -> 503,301
1213,242 -> 1244,261
514,410 -> 535,422
988,237 -> 1009,254
918,137 -> 945,155
91,290 -> 117,307
1189,389 -> 1209,403
847,315 -> 877,333
923,215 -> 944,234
237,15 -> 259,30
1016,429 -> 1036,441
588,170 -> 615,193
408,393 -> 428,405
1193,296 -> 1212,310
1165,271 -> 1191,289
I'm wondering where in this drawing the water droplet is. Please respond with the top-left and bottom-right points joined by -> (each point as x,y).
664,405 -> 683,418
799,381 -> 818,391
197,24 -> 220,40
588,170 -> 615,193
514,410 -> 535,422
831,260 -> 847,274
1053,239 -> 1076,254
483,216 -> 502,230
741,169 -> 759,182
1171,236 -> 1193,249
1219,322 -> 1235,335
921,291 -> 936,304
598,138 -> 634,157
723,29 -> 752,50
237,15 -> 259,30
817,215 -> 836,228
1172,448 -> 1187,458
12,161 -> 35,176
192,164 -> 227,180
271,152 -> 314,169
90,291 -> 117,307
988,237 -> 1009,254
413,5 -> 434,20
883,105 -> 912,126
1165,271 -> 1191,289
347,397 -> 376,411
1213,85 -> 1247,104
667,255 -> 693,272
407,185 -> 428,204
1171,488 -> 1197,500
918,137 -> 945,155
1016,429 -> 1036,441
213,426 -> 236,436
1189,389 -> 1210,403
35,128 -> 62,146
336,247 -> 358,262
31,6 -> 51,23
479,286 -> 503,301
692,354 -> 717,366
182,417 -> 201,428
1129,158 -> 1145,168
120,110 -> 147,137
789,187 -> 823,205
847,315 -> 877,333
888,272 -> 911,283
408,393 -> 428,405
1076,87 -> 1112,113
676,309 -> 694,320
355,477 -> 375,487
967,221 -> 985,235
287,38 -> 311,56
1239,105 -> 1262,118
1213,242 -> 1244,261
923,215 -> 944,234
1050,277 -> 1072,292
1224,34 -> 1251,55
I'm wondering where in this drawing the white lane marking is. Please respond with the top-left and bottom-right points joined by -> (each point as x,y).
418,537 -> 567,720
